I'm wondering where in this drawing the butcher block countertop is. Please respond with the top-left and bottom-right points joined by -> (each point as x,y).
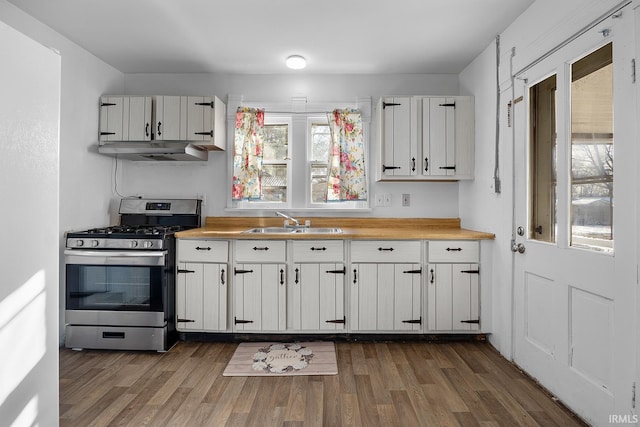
175,217 -> 495,240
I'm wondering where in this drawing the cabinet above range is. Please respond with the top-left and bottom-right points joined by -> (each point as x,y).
97,95 -> 226,161
377,95 -> 474,181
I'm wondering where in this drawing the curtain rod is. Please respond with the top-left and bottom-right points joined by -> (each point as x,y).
513,0 -> 630,78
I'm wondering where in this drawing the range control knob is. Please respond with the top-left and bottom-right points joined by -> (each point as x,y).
130,240 -> 139,248
76,240 -> 84,247
143,241 -> 153,249
91,240 -> 99,248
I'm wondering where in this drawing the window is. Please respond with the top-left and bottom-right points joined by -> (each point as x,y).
570,43 -> 613,252
261,122 -> 290,203
309,120 -> 331,204
232,105 -> 369,210
529,74 -> 558,243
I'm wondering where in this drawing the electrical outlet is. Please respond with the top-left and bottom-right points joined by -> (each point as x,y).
402,193 -> 410,207
383,193 -> 392,207
375,194 -> 385,207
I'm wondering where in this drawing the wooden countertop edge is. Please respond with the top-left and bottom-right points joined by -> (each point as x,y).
176,217 -> 495,240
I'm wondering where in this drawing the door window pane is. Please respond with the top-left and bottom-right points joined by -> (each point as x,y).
570,43 -> 613,252
529,74 -> 558,243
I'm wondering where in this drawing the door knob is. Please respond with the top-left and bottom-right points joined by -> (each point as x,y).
511,242 -> 526,253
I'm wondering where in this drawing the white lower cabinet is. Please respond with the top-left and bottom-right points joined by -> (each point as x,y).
426,240 -> 480,331
176,240 -> 229,332
176,262 -> 227,331
233,263 -> 286,331
351,263 -> 422,331
288,263 -> 345,331
427,263 -> 480,331
350,241 -> 422,332
233,240 -> 287,331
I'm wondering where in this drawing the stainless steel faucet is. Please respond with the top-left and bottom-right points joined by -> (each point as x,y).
275,211 -> 300,227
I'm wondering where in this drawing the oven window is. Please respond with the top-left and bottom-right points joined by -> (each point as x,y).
66,264 -> 164,311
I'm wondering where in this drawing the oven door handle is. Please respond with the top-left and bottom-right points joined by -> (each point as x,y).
64,249 -> 166,266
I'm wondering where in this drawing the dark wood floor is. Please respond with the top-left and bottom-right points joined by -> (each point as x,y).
59,340 -> 587,426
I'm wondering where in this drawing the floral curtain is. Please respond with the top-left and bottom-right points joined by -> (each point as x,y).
326,109 -> 367,201
232,107 -> 265,200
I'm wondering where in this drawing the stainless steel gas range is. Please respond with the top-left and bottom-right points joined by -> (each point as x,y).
64,199 -> 201,351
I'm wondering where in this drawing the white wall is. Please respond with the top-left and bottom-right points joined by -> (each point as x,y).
0,19 -> 60,427
120,73 -> 463,219
0,0 -> 124,345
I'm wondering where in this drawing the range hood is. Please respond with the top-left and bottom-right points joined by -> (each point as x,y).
98,142 -> 208,161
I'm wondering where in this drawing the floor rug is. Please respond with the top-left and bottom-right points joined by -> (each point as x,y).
223,341 -> 337,376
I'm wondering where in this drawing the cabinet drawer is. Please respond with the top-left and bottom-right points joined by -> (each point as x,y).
351,241 -> 421,263
428,241 -> 479,263
293,240 -> 344,262
178,240 -> 228,262
235,240 -> 286,262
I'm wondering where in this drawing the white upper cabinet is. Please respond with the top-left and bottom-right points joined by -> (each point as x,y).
154,95 -> 226,150
100,95 -> 226,150
379,96 -> 418,177
377,95 -> 474,181
99,96 -> 152,142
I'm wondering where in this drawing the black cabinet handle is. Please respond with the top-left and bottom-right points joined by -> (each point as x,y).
234,268 -> 254,275
430,269 -> 435,284
353,269 -> 357,284
195,131 -> 214,137
295,268 -> 299,284
280,268 -> 284,285
220,268 -> 225,285
425,157 -> 429,172
411,157 -> 416,172
177,268 -> 195,274
157,121 -> 162,136
145,123 -> 149,137
382,164 -> 401,172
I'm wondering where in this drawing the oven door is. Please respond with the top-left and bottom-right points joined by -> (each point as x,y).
64,249 -> 168,327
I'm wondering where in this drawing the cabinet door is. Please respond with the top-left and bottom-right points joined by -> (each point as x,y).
422,96 -> 474,179
427,263 -> 479,331
233,263 -> 286,331
99,96 -> 151,141
99,96 -> 123,141
155,96 -> 185,141
126,96 -> 152,141
176,262 -> 227,331
423,97 -> 455,177
288,263 -> 345,331
187,96 -> 213,142
351,263 -> 421,331
380,96 -> 418,177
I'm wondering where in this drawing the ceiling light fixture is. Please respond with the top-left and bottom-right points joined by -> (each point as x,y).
286,55 -> 306,70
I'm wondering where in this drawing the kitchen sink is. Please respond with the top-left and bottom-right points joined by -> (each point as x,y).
242,227 -> 342,234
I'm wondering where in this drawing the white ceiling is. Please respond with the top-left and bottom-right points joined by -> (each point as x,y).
8,0 -> 534,74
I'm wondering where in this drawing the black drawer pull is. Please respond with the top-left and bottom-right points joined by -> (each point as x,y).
253,246 -> 269,251
446,248 -> 462,252
378,247 -> 395,252
102,332 -> 125,339
310,247 -> 327,251
195,246 -> 211,251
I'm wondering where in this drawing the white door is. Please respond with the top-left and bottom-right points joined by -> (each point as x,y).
512,9 -> 636,425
